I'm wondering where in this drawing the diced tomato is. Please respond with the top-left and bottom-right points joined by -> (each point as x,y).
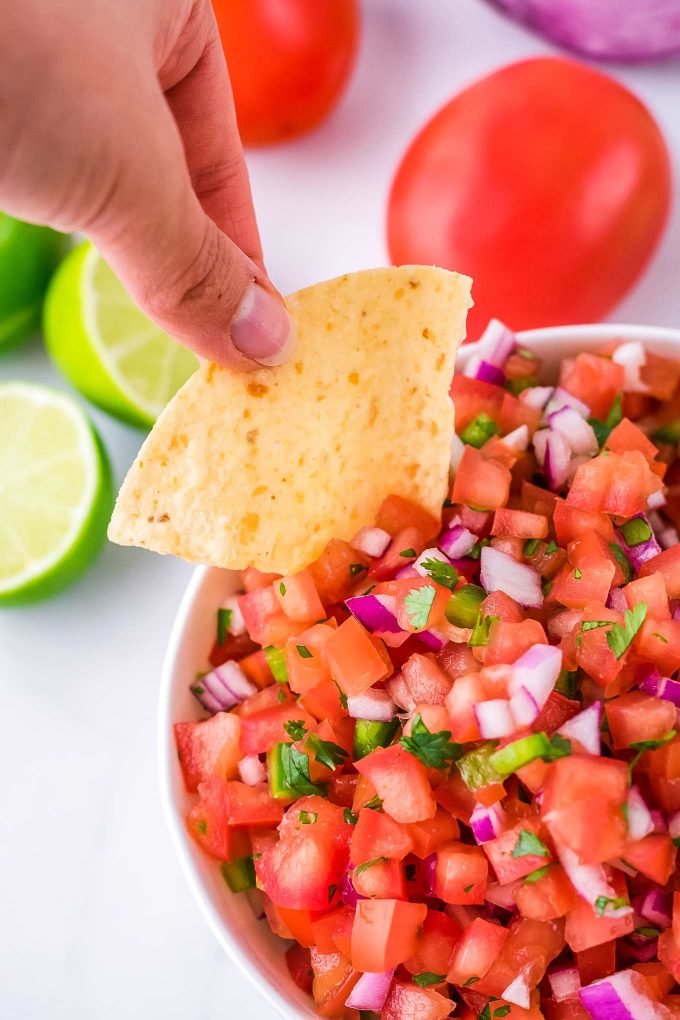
274,569 -> 325,622
551,558 -> 615,609
402,653 -> 452,704
544,999 -> 591,1020
284,622 -> 334,694
564,872 -> 633,952
560,352 -> 624,419
481,590 -> 525,623
325,616 -> 391,696
480,434 -> 520,470
445,671 -> 486,742
492,508 -> 548,539
434,771 -> 475,824
326,771 -> 358,808
308,539 -> 370,606
311,907 -> 354,957
376,494 -> 440,540
606,417 -> 658,461
575,603 -> 624,689
450,375 -> 504,431
351,898 -> 427,972
434,841 -> 488,904
624,833 -> 676,884
238,649 -> 274,689
570,530 -> 627,586
483,619 -> 547,667
553,500 -> 614,545
513,863 -> 578,920
645,736 -> 680,812
382,978 -> 453,1020
633,962 -> 674,1003
175,712 -> 241,792
356,744 -> 436,823
185,786 -> 247,861
405,909 -> 462,976
605,691 -> 676,750
641,351 -> 680,400
392,578 -> 449,633
659,927 -> 680,984
278,797 -> 350,852
533,691 -> 580,734
300,678 -> 347,725
568,450 -> 661,518
257,828 -> 345,910
640,546 -> 680,598
636,617 -> 680,675
310,949 -> 360,1019
542,756 -> 628,864
452,446 -> 512,511
475,916 -> 565,997
522,481 -> 559,518
436,643 -> 481,681
273,906 -> 315,947
352,857 -> 407,899
208,630 -> 257,668
483,820 -> 552,884
285,944 -> 314,994
241,566 -> 280,591
350,807 -> 413,864
446,916 -> 509,984
403,809 -> 460,859
625,571 -> 670,619
576,941 -> 616,985
219,780 -> 284,828
240,703 -> 317,755
498,390 -> 541,435
238,585 -> 302,646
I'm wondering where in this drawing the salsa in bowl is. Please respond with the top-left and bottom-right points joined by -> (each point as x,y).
160,323 -> 680,1020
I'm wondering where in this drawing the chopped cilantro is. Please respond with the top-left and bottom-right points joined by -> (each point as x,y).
620,517 -> 653,547
420,558 -> 459,591
307,733 -> 349,771
595,894 -> 629,917
400,713 -> 462,769
524,864 -> 552,884
588,393 -> 623,447
197,819 -> 207,834
629,730 -> 677,771
403,583 -> 438,629
277,689 -> 286,704
574,568 -> 583,580
192,684 -> 205,696
279,582 -> 287,596
609,541 -> 634,582
413,973 -> 446,987
544,733 -> 572,761
469,612 -> 500,647
480,1005 -> 492,1020
216,607 -> 232,646
542,579 -> 553,597
495,1008 -> 512,1018
280,745 -> 326,797
555,668 -> 578,699
354,856 -> 388,877
299,811 -> 317,825
343,809 -> 358,825
512,829 -> 550,858
328,884 -> 337,903
545,540 -> 559,554
399,547 -> 417,558
463,884 -> 474,893
333,679 -> 348,710
443,497 -> 455,509
296,644 -> 313,658
283,719 -> 308,741
363,795 -> 383,811
635,926 -> 662,938
523,538 -> 540,556
349,562 -> 367,577
653,632 -> 669,643
581,620 -> 610,632
606,602 -> 647,660
463,976 -> 480,986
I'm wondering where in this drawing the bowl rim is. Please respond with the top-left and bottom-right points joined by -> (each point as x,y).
158,320 -> 680,1018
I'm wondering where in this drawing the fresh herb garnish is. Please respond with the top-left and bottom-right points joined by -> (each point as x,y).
606,602 -> 647,660
581,619 -> 610,632
629,730 -> 677,771
574,568 -> 583,580
328,884 -> 337,903
299,811 -> 317,825
588,392 -> 623,447
545,540 -> 559,555
543,733 -> 572,761
343,809 -> 358,825
277,689 -> 286,703
197,819 -> 207,834
283,719 -> 308,741
307,733 -> 349,771
635,926 -> 662,938
463,884 -> 474,893
463,976 -> 480,986
495,1008 -> 512,1018
468,538 -> 491,561
279,582 -> 287,596
512,830 -> 550,858
296,644 -> 313,658
280,745 -> 326,797
595,894 -> 629,917
349,562 -> 367,577
653,632 -> 669,643
216,607 -> 232,645
609,542 -> 634,582
403,584 -> 438,629
524,864 -> 552,884
523,538 -> 540,557
354,856 -> 388,877
399,547 -> 417,558
413,973 -> 446,987
363,795 -> 383,811
333,679 -> 348,710
400,713 -> 462,769
469,612 -> 500,647
420,558 -> 459,591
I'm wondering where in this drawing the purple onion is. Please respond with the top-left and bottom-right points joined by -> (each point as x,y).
480,545 -> 543,608
418,629 -> 448,651
636,888 -> 672,929
470,801 -> 506,844
347,689 -> 396,722
625,938 -> 659,962
485,880 -> 519,909
346,970 -> 395,1012
532,427 -> 549,465
668,810 -> 680,843
557,845 -> 631,918
351,526 -> 391,558
617,513 -> 661,571
509,684 -> 541,727
544,430 -> 571,490
545,386 -> 590,419
660,526 -> 679,550
476,360 -> 506,386
648,491 -> 667,511
639,669 -> 680,708
509,644 -> 563,709
502,972 -> 531,1009
191,661 -> 257,714
486,0 -> 680,62
394,564 -> 419,581
502,424 -> 529,451
238,754 -> 266,786
613,342 -> 648,393
606,587 -> 628,613
579,969 -> 666,1020
475,698 -> 515,739
346,593 -> 402,634
548,966 -> 581,1003
626,786 -> 654,841
547,405 -> 599,457
467,318 -> 517,369
558,701 -> 601,755
520,385 -> 554,410
437,523 -> 477,559
450,432 -> 466,472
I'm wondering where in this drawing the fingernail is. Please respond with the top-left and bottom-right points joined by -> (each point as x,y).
231,283 -> 295,366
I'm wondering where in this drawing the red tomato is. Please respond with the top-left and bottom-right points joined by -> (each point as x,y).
376,494 -> 440,540
624,571 -> 670,619
403,809 -> 461,859
355,744 -> 436,824
451,446 -> 512,511
275,569 -> 325,622
352,858 -> 406,900
645,736 -> 680,812
564,873 -> 633,952
405,909 -> 462,976
285,944 -> 314,994
542,756 -> 628,864
605,691 -> 676,750
606,417 -> 658,461
402,653 -> 452,705
186,778 -> 251,860
311,907 -> 354,958
513,864 -> 579,921
325,616 -> 391,696
382,978 -> 453,1020
552,501 -> 614,545
640,546 -> 680,598
213,0 -> 359,145
388,57 -> 670,339
446,916 -> 509,984
624,834 -> 676,884
351,898 -> 427,972
492,508 -> 548,540
308,538 -> 369,605
256,828 -> 344,910
310,949 -> 360,1019
174,713 -> 241,792
475,917 -> 565,997
483,820 -> 552,884
239,702 -> 316,755
576,942 -> 616,986
434,841 -> 488,904
350,808 -> 413,864
284,622 -> 335,694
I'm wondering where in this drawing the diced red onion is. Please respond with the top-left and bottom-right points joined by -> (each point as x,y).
544,430 -> 571,490
480,546 -> 543,609
547,405 -> 598,457
475,698 -> 515,739
238,754 -> 266,786
637,888 -> 672,929
472,318 -> 517,368
557,845 -> 632,918
475,360 -> 506,386
352,526 -> 391,558
394,564 -> 419,581
191,661 -> 257,713
674,604 -> 680,622
548,966 -> 581,1004
532,428 -> 549,466
520,385 -> 554,410
558,701 -> 601,755
450,432 -> 466,473
502,424 -> 529,451
607,587 -> 628,613
220,595 -> 246,636
669,810 -> 680,843
579,969 -> 670,1020
485,879 -> 519,908
346,969 -> 395,1011
545,387 -> 590,419
510,685 -> 541,728
509,644 -> 562,709
651,810 -> 666,833
341,866 -> 364,907
648,491 -> 667,511
626,786 -> 654,842
626,938 -> 659,962
612,342 -> 649,394
418,628 -> 448,651
470,801 -> 507,844
346,593 -> 403,634
502,972 -> 531,1009
414,546 -> 452,577
347,689 -> 396,722
639,670 -> 680,708
438,523 -> 477,559
660,526 -> 679,550
617,513 -> 661,571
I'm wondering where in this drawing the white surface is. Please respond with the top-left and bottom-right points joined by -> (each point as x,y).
0,1 -> 679,1016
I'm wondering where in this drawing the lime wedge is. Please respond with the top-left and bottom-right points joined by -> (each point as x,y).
43,242 -> 198,428
0,382 -> 113,604
0,213 -> 66,351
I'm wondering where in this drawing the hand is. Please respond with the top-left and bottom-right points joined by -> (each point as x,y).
0,0 -> 293,367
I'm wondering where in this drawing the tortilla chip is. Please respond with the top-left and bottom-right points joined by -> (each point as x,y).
108,265 -> 472,573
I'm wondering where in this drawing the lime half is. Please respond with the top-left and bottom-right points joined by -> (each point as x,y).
0,213 -> 66,351
0,382 -> 113,604
43,242 -> 198,428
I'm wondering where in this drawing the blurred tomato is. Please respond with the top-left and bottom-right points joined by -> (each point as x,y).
387,57 -> 671,339
213,0 -> 359,145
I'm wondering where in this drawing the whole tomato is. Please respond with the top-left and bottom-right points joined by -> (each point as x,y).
213,0 -> 359,146
387,57 -> 671,339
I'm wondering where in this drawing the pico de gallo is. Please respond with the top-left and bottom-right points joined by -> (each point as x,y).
175,322 -> 680,1020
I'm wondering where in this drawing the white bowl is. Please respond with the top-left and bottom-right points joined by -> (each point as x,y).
159,321 -> 680,1020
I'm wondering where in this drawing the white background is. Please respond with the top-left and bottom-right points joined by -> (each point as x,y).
1,1 -> 679,1016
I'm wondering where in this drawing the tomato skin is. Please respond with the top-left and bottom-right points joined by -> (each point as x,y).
452,446 -> 511,511
513,863 -> 578,921
285,944 -> 314,994
446,916 -> 509,984
257,828 -> 345,910
402,653 -> 452,704
311,907 -> 354,957
352,858 -> 407,900
239,702 -> 316,755
403,808 -> 460,859
475,916 -> 565,997
605,691 -> 676,750
542,755 -> 628,864
213,0 -> 359,146
624,833 -> 676,884
350,807 -> 413,864
356,744 -> 436,823
434,841 -> 488,904
325,616 -> 391,697
186,777 -> 251,860
351,898 -> 428,972
175,712 -> 241,792
284,622 -> 335,694
310,949 -> 360,1019
483,820 -> 551,884
308,538 -> 369,605
388,57 -> 670,338
552,500 -> 614,545
382,978 -> 453,1020
606,417 -> 659,461
405,909 -> 462,976
645,736 -> 680,812
377,494 -> 440,540
640,546 -> 680,598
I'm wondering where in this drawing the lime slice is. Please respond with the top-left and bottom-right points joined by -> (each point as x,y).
0,213 -> 66,351
43,242 -> 198,428
0,382 -> 113,604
